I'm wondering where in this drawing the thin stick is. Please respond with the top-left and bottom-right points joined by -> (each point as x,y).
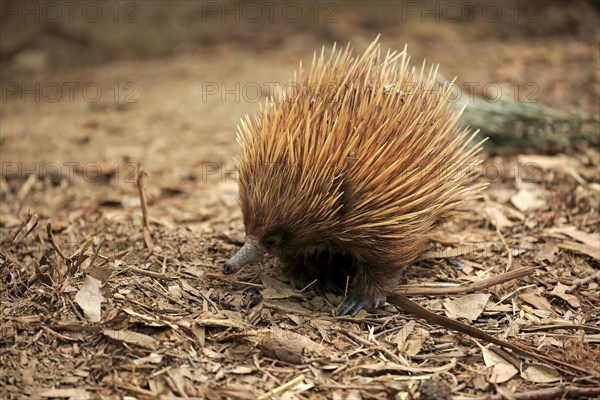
566,270 -> 600,293
520,324 -> 600,333
46,223 -> 68,260
496,224 -> 513,272
41,325 -> 81,342
394,266 -> 537,296
258,374 -> 305,400
71,236 -> 94,269
87,237 -> 105,272
9,210 -> 38,246
129,266 -> 173,280
299,278 -> 318,293
136,162 -> 155,251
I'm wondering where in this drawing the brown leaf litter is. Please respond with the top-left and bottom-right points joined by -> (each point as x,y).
1,149 -> 599,399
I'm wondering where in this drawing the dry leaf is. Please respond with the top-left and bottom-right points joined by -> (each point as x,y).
103,329 -> 158,350
395,320 -> 428,356
521,363 -> 562,383
74,275 -> 105,323
133,353 -> 164,366
264,299 -> 311,314
511,188 -> 546,212
562,229 -> 600,248
88,263 -> 112,283
517,154 -> 579,171
230,366 -> 254,374
443,294 -> 491,321
549,283 -> 581,308
535,241 -> 558,262
260,274 -> 302,300
257,327 -> 325,364
395,320 -> 416,349
261,286 -> 298,300
484,205 -> 514,229
168,284 -> 183,300
517,155 -> 584,184
558,241 -> 600,260
404,326 -> 428,356
518,289 -> 553,312
167,365 -> 192,396
40,388 -> 91,399
477,343 -> 518,383
260,274 -> 291,291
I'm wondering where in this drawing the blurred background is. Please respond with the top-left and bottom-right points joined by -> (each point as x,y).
0,0 -> 599,215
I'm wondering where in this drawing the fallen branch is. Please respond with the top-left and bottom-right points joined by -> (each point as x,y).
388,294 -> 593,376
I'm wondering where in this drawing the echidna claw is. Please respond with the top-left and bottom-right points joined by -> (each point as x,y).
337,297 -> 366,316
372,296 -> 382,309
337,293 -> 386,316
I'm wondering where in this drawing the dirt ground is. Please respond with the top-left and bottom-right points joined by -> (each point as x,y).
1,1 -> 599,399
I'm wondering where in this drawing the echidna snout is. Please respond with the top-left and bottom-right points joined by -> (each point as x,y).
223,235 -> 265,274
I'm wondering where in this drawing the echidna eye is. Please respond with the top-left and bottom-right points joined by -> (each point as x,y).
264,235 -> 281,248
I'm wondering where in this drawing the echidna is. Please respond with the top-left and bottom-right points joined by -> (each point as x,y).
223,38 -> 485,315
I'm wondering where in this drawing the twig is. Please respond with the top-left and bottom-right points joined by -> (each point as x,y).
71,236 -> 94,269
136,162 -> 155,251
520,324 -> 600,333
299,278 -> 318,293
452,385 -> 600,400
9,210 -> 38,246
388,294 -> 593,376
87,237 -> 105,272
496,224 -> 513,271
345,358 -> 458,375
258,374 -> 305,400
129,266 -> 174,280
493,284 -> 537,306
344,331 -> 410,366
46,223 -> 68,260
566,270 -> 600,293
41,325 -> 81,342
253,354 -> 282,386
17,174 -> 36,202
394,266 -> 537,296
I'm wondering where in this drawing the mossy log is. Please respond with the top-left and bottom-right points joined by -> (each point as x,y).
455,96 -> 599,152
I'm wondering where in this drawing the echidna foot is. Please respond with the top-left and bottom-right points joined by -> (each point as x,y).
337,292 -> 386,316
